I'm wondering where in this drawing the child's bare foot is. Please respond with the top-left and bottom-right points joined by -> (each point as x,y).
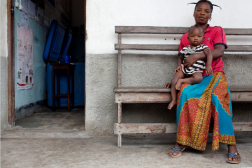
175,79 -> 182,90
168,101 -> 176,110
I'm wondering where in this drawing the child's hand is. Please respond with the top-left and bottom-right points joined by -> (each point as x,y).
175,66 -> 182,73
205,66 -> 213,76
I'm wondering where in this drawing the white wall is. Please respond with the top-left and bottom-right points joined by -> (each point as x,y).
0,0 -> 9,129
86,0 -> 252,55
86,0 -> 252,135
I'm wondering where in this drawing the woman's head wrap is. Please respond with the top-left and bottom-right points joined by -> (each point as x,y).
188,0 -> 222,13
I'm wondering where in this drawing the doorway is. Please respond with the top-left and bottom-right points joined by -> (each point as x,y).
7,0 -> 86,133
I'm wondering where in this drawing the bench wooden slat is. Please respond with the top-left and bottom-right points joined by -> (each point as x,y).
227,45 -> 252,52
115,26 -> 252,35
114,87 -> 170,93
115,44 -> 252,52
114,86 -> 252,93
114,122 -> 252,134
115,92 -> 171,103
223,28 -> 252,35
115,92 -> 252,103
115,44 -> 179,51
229,86 -> 252,92
115,87 -> 252,103
115,26 -> 189,34
114,123 -> 177,134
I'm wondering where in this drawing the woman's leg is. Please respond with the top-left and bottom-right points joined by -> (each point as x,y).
168,143 -> 187,156
168,72 -> 202,155
210,78 -> 241,162
173,72 -> 221,153
168,70 -> 184,110
228,145 -> 241,162
175,72 -> 203,90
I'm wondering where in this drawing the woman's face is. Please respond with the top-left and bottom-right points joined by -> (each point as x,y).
193,2 -> 212,25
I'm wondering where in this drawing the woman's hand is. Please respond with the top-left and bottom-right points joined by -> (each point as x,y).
184,52 -> 205,68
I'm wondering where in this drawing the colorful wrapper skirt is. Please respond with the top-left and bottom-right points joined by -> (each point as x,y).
176,72 -> 236,151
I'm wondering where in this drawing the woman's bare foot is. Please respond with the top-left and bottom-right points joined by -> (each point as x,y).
168,101 -> 176,110
175,79 -> 182,90
227,145 -> 241,163
168,143 -> 186,157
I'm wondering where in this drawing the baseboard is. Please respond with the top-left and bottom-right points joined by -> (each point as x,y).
15,100 -> 46,120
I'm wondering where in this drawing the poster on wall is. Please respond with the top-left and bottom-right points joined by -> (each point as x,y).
17,21 -> 33,90
21,11 -> 29,26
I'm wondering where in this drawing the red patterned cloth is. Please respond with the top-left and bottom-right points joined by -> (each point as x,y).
176,72 -> 236,151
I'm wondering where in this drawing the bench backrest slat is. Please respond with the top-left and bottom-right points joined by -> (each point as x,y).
115,44 -> 252,52
115,44 -> 179,51
224,28 -> 252,35
115,26 -> 188,34
115,26 -> 252,35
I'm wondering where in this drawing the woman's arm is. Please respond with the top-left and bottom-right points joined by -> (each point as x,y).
183,45 -> 225,68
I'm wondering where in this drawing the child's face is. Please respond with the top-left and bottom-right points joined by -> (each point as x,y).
188,28 -> 205,47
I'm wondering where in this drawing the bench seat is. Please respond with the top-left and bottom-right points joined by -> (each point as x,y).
114,86 -> 252,103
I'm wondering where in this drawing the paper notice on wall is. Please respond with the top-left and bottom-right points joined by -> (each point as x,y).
21,11 -> 29,26
17,21 -> 33,90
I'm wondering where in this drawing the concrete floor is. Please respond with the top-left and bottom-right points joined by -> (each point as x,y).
1,108 -> 252,168
15,107 -> 85,131
1,108 -> 89,139
1,134 -> 252,168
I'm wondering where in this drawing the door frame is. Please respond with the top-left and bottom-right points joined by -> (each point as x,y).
84,0 -> 86,128
7,0 -> 15,126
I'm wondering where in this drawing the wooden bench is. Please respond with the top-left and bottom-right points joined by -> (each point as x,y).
114,26 -> 252,147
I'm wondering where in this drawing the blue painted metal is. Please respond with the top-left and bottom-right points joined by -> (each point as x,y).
43,20 -> 66,63
60,30 -> 73,63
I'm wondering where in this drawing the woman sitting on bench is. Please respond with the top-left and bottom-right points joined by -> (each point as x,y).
165,0 -> 241,164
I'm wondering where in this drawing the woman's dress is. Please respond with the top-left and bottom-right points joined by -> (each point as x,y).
176,25 -> 236,151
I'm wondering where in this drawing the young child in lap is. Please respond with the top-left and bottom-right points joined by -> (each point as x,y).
168,25 -> 213,110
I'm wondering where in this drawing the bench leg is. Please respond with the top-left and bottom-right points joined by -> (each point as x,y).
118,103 -> 122,123
117,103 -> 122,147
118,134 -> 122,148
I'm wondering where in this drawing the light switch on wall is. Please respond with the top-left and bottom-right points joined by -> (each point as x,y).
15,1 -> 19,8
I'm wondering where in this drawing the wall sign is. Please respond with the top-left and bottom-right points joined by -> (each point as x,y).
17,21 -> 34,90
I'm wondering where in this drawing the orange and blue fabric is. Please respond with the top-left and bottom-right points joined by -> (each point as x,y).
176,71 -> 236,151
